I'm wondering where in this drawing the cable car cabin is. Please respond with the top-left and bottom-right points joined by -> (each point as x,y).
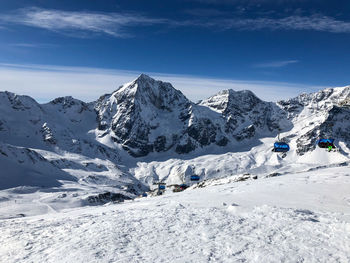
273,142 -> 290,152
190,175 -> 200,181
158,185 -> 166,190
317,138 -> 335,148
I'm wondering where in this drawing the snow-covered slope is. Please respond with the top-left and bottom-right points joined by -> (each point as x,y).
0,142 -> 75,190
0,91 -> 143,202
1,166 -> 349,262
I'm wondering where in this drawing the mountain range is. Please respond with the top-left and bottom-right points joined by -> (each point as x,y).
1,74 -> 350,202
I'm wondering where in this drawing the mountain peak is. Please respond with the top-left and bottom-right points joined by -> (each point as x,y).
114,73 -> 188,106
200,89 -> 262,113
207,89 -> 259,100
225,89 -> 259,98
49,96 -> 86,106
0,90 -> 41,111
134,73 -> 154,83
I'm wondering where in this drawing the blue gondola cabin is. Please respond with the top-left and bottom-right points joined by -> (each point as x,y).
317,138 -> 335,148
190,175 -> 200,181
273,142 -> 290,152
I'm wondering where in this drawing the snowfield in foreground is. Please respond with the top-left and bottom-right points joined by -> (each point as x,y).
1,166 -> 350,263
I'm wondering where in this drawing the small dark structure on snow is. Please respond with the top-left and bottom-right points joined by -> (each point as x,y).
173,184 -> 188,192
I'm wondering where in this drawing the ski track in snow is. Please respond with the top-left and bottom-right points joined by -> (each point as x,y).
1,167 -> 350,263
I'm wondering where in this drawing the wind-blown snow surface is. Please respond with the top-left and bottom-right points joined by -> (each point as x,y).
1,166 -> 350,262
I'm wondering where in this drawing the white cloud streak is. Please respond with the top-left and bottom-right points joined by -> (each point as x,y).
8,43 -> 58,48
254,60 -> 299,68
0,63 -> 326,103
0,7 -> 166,37
207,15 -> 350,33
1,7 -> 350,37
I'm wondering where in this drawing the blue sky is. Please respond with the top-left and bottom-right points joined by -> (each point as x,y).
0,0 -> 350,102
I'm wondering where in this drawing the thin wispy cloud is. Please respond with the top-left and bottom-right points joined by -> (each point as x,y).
0,63 -> 325,103
184,8 -> 229,17
1,7 -> 350,37
0,7 -> 166,37
254,60 -> 299,68
201,15 -> 350,33
8,43 -> 58,48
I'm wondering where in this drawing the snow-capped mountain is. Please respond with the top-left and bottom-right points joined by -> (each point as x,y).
0,74 -> 350,206
200,89 -> 289,141
95,74 -> 288,157
95,73 -> 192,156
278,86 -> 350,155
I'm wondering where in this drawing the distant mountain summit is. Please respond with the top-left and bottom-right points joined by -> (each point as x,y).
201,89 -> 261,113
200,89 -> 287,141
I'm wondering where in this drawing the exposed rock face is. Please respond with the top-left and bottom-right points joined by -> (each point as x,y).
200,89 -> 287,142
87,192 -> 132,204
41,123 -> 56,144
296,106 -> 350,155
278,86 -> 350,155
95,74 -> 192,156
